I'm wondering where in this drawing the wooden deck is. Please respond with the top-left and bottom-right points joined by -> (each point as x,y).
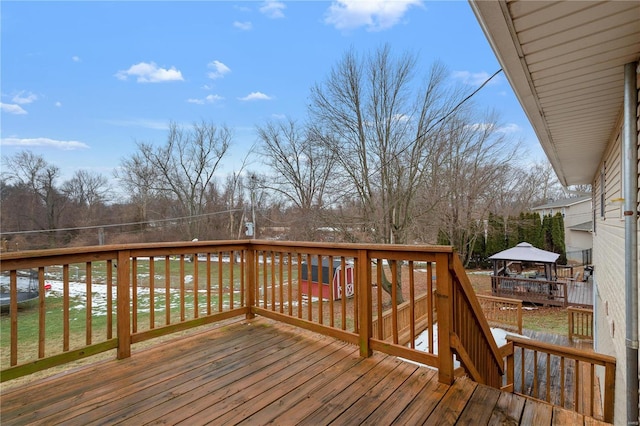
566,279 -> 593,307
0,318 -> 608,425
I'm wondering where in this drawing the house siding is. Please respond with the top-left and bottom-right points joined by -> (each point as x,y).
532,197 -> 593,258
592,79 -> 639,424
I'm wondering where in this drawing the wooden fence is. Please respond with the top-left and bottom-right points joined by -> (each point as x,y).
568,307 -> 594,341
477,294 -> 523,334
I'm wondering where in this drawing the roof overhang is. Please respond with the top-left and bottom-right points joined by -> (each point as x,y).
469,0 -> 640,186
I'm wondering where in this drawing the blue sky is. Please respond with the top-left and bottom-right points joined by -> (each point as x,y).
1,1 -> 542,185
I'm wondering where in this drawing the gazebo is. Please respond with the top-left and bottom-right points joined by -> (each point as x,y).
488,242 -> 560,281
487,243 -> 566,306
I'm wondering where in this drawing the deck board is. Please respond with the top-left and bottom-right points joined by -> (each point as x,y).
0,317 -> 609,425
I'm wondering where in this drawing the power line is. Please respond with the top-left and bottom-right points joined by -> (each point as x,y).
384,68 -> 503,170
0,208 -> 244,236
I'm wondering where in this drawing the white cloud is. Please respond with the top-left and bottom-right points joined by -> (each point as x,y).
452,70 -> 498,86
12,91 -> 38,105
260,0 -> 286,19
187,94 -> 223,105
72,56 -> 81,62
55,101 -> 62,107
324,0 -> 422,32
233,21 -> 253,31
238,92 -> 272,101
0,103 -> 27,115
207,60 -> 231,80
0,137 -> 89,150
115,62 -> 184,83
104,119 -> 169,130
498,123 -> 521,134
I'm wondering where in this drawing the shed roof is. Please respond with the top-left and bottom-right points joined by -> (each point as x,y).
488,242 -> 560,263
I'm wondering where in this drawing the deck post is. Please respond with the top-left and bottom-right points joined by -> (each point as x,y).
116,250 -> 131,359
358,249 -> 372,357
436,252 -> 454,385
245,248 -> 255,319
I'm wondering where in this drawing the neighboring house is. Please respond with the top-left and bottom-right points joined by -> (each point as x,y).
470,1 -> 639,424
532,196 -> 592,263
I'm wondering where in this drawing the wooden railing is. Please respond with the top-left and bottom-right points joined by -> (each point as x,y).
371,292 -> 432,344
491,275 -> 568,307
0,242 -> 250,379
449,256 -> 504,388
502,335 -> 616,423
568,307 -> 594,341
477,294 -> 523,334
0,240 -> 504,388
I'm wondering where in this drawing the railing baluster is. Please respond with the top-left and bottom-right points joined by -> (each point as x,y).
149,259 -> 155,329
38,267 -> 46,359
306,254 -> 312,321
218,251 -> 224,313
9,270 -> 17,366
263,252 -> 268,310
278,253 -> 284,314
164,256 -> 170,325
86,262 -> 92,345
229,251 -> 235,310
132,257 -> 138,333
409,263 -> 415,349
271,252 -> 277,312
63,264 -> 70,352
328,256 -> 334,326
206,253 -> 212,315
391,260 -> 398,345
179,255 -> 185,322
560,357 -> 566,407
193,252 -> 199,319
287,253 -> 293,316
297,253 -> 302,319
340,256 -> 347,331
107,260 -> 113,340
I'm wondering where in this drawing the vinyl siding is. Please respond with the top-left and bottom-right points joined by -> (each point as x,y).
592,79 -> 639,424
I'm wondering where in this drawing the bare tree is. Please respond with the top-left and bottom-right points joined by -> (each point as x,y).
2,150 -> 67,246
63,170 -> 110,211
116,121 -> 232,240
256,118 -> 337,239
309,45 -> 465,246
435,110 -> 519,265
308,45 -> 469,300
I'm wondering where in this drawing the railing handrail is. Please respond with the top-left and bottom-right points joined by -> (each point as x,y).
450,255 -> 504,380
506,335 -> 615,366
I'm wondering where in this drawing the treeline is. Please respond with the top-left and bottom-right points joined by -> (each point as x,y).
449,212 -> 567,268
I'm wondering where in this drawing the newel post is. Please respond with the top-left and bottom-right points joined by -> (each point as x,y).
436,252 -> 454,384
358,249 -> 372,357
116,250 -> 131,359
245,247 -> 256,319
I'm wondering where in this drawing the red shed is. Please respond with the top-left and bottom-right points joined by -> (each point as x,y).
300,258 -> 354,301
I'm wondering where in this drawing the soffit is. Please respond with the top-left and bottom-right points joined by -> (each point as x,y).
469,0 -> 640,186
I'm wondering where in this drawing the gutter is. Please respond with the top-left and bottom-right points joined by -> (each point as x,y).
623,61 -> 639,426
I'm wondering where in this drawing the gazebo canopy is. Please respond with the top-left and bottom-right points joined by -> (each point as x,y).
488,242 -> 560,264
